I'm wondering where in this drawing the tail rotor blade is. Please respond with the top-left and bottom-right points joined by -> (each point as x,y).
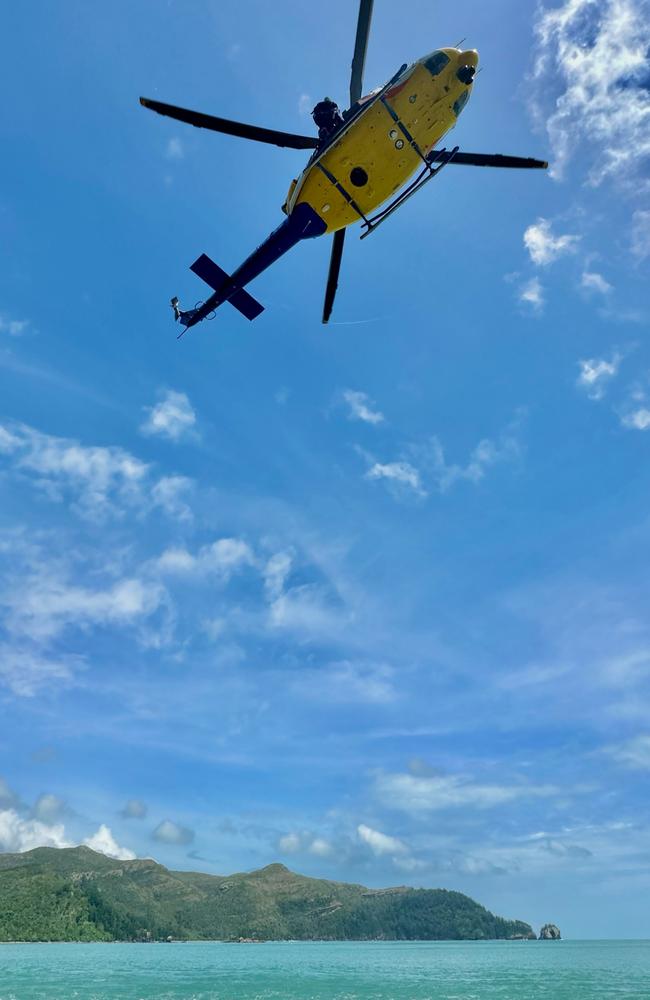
349,0 -> 375,105
322,229 -> 346,324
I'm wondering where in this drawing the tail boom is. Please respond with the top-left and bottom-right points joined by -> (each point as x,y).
177,202 -> 327,330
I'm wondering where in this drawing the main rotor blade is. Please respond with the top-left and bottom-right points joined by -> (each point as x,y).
349,0 -> 375,105
429,149 -> 548,169
139,97 -> 318,150
322,229 -> 346,324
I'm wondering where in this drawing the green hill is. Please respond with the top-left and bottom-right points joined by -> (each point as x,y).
0,846 -> 535,942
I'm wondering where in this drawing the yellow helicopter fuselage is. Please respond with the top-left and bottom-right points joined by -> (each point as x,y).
286,48 -> 479,234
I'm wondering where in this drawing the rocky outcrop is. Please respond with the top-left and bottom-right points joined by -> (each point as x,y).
539,923 -> 561,939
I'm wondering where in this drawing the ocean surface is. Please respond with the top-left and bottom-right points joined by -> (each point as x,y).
0,940 -> 648,1000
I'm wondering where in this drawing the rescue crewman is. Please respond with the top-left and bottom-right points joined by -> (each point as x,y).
311,98 -> 344,143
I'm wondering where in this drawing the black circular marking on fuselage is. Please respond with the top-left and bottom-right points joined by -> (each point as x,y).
350,166 -> 369,187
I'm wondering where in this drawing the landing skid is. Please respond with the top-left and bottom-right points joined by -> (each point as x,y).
359,145 -> 459,239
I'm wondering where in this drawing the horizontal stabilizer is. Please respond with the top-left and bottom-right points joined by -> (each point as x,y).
190,253 -> 264,321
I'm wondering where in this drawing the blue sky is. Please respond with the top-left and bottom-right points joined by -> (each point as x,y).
1,0 -> 650,939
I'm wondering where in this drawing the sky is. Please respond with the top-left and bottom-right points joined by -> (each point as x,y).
1,0 -> 650,940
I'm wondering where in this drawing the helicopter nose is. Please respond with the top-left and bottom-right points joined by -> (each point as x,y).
457,64 -> 476,84
456,49 -> 479,84
460,49 -> 479,68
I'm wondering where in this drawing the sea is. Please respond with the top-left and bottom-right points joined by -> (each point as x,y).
0,940 -> 648,1000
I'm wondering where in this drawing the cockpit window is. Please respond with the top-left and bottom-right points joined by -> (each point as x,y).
425,51 -> 450,77
453,90 -> 470,117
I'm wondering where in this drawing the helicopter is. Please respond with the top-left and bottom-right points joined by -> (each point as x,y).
140,0 -> 547,333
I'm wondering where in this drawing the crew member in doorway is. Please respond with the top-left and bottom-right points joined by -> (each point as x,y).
312,98 -> 344,143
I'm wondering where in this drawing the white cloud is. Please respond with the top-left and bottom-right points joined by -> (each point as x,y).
278,832 -> 302,854
298,93 -> 312,116
358,823 -> 408,856
530,0 -> 650,186
0,808 -> 72,853
3,574 -> 165,643
0,779 -> 19,810
581,271 -> 613,294
0,421 -> 195,523
0,645 -> 78,697
84,824 -> 135,860
621,407 -> 650,430
375,771 -> 558,813
577,354 -> 621,399
524,218 -> 580,265
0,426 -> 20,452
0,422 -> 148,521
268,583 -> 346,636
154,538 -> 254,579
165,137 -> 184,161
631,209 -> 650,259
427,424 -> 522,493
292,660 -> 395,705
342,389 -> 385,425
519,277 -> 545,311
141,389 -> 197,442
308,837 -> 333,857
0,315 -> 29,337
263,551 -> 293,601
152,819 -> 194,845
120,799 -> 148,820
608,733 -> 650,768
151,475 -> 193,522
366,461 -> 426,496
32,794 -> 67,823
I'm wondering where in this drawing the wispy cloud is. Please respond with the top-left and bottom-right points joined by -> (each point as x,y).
358,823 -> 408,856
366,461 -> 425,497
524,217 -> 580,265
621,407 -> 650,430
0,645 -> 79,697
0,421 -> 147,520
120,799 -> 148,820
519,277 -> 545,312
291,660 -> 396,705
0,534 -> 170,696
342,389 -> 384,425
581,270 -> 613,295
425,423 -> 523,493
150,475 -> 193,522
152,819 -> 194,845
0,314 -> 29,337
164,137 -> 184,161
577,353 -> 621,399
530,0 -> 650,187
140,389 -> 197,442
363,417 -> 523,500
375,771 -> 559,814
607,733 -> 650,769
277,831 -> 333,857
153,538 -> 255,579
3,572 -> 165,643
0,420 -> 193,522
298,93 -> 312,116
631,209 -> 650,259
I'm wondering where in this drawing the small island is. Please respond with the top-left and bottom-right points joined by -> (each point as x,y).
0,845 -> 538,943
539,923 -> 561,939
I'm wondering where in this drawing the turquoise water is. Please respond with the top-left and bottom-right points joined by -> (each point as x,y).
0,940 -> 648,999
